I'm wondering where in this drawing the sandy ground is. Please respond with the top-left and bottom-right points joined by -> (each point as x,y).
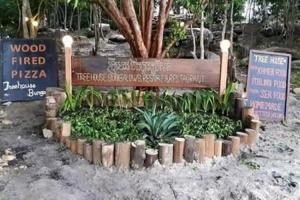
0,95 -> 299,200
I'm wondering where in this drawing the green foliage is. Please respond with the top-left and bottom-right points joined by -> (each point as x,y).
63,108 -> 141,143
180,112 -> 242,138
136,106 -> 181,148
291,69 -> 300,88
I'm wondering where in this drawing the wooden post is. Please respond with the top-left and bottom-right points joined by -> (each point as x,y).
214,140 -> 223,157
61,122 -> 71,137
245,128 -> 257,147
173,138 -> 185,163
158,143 -> 173,165
195,138 -> 206,162
62,35 -> 74,95
92,140 -> 103,165
235,98 -> 246,120
203,134 -> 215,158
222,140 -> 232,156
242,107 -> 254,126
83,142 -> 93,163
65,137 -> 71,149
77,138 -> 86,156
145,149 -> 158,168
236,132 -> 248,145
70,138 -> 77,153
115,142 -> 131,170
219,40 -> 231,95
250,119 -> 261,132
228,136 -> 240,156
184,135 -> 196,163
102,144 -> 114,167
130,140 -> 146,169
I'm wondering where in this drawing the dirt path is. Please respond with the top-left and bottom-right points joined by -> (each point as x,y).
0,95 -> 299,200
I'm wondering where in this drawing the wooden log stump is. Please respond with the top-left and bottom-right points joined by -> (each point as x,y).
70,138 -> 77,153
65,137 -> 71,149
235,98 -> 246,120
222,140 -> 232,156
45,96 -> 57,111
250,120 -> 261,133
83,142 -> 93,163
46,87 -> 66,108
45,110 -> 57,118
242,107 -> 254,125
245,128 -> 257,147
102,144 -> 114,167
195,138 -> 205,162
130,140 -> 146,169
214,140 -> 223,157
158,143 -> 173,165
173,138 -> 185,163
228,136 -> 240,156
203,134 -> 215,158
184,135 -> 196,163
61,122 -> 71,137
46,117 -> 58,132
92,140 -> 103,165
115,142 -> 131,170
77,138 -> 86,156
145,149 -> 158,168
236,132 -> 248,145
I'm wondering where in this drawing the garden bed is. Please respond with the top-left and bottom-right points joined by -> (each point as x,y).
43,86 -> 261,170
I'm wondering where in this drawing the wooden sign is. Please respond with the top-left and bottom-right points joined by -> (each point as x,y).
0,39 -> 58,101
72,56 -> 220,89
246,50 -> 291,121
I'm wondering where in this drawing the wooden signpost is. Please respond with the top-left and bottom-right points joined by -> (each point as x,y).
246,50 -> 291,122
0,39 -> 58,101
71,56 -> 221,89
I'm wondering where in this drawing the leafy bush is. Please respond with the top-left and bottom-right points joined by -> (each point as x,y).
62,108 -> 141,143
180,112 -> 242,139
136,106 -> 181,148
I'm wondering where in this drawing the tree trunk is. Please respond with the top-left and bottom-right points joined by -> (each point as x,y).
229,0 -> 234,56
190,24 -> 198,59
200,10 -> 205,60
222,0 -> 228,40
64,0 -> 68,29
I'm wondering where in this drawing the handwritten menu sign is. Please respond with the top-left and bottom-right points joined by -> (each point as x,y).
246,50 -> 291,121
0,39 -> 58,101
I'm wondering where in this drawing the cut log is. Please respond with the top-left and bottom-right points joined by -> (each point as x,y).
46,87 -> 66,108
195,138 -> 205,162
65,137 -> 71,149
214,140 -> 223,157
70,138 -> 77,153
245,128 -> 257,147
77,138 -> 87,156
145,149 -> 158,168
250,119 -> 261,132
228,136 -> 240,156
222,140 -> 232,156
242,107 -> 254,123
115,142 -> 131,170
83,142 -> 93,163
45,96 -> 57,111
235,98 -> 246,120
102,144 -> 114,167
236,132 -> 248,145
184,135 -> 196,163
173,137 -> 185,163
203,134 -> 215,158
130,140 -> 146,169
92,140 -> 103,165
45,110 -> 57,118
158,143 -> 173,165
46,117 -> 58,132
61,122 -> 71,137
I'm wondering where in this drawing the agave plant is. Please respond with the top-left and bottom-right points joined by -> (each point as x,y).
135,106 -> 181,148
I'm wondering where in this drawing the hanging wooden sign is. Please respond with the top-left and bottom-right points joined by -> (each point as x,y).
0,39 -> 58,102
71,56 -> 221,89
246,50 -> 291,122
